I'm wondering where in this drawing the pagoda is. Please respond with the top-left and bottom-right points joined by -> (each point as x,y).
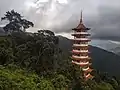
71,11 -> 93,80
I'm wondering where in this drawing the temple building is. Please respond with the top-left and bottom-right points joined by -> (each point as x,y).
71,11 -> 94,80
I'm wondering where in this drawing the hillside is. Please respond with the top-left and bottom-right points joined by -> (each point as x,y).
0,27 -> 6,36
110,46 -> 120,56
58,35 -> 120,77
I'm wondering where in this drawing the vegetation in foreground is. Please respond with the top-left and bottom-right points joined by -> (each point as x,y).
0,10 -> 120,90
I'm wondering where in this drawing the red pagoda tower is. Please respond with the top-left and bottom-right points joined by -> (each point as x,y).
71,11 -> 93,80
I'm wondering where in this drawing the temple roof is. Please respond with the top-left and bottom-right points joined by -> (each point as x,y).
73,11 -> 90,30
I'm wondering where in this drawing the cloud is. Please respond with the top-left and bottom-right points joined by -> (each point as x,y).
0,0 -> 31,24
91,5 -> 120,41
52,0 -> 120,41
0,0 -> 120,41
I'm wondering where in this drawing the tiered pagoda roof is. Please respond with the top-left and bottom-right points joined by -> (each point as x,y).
72,11 -> 90,31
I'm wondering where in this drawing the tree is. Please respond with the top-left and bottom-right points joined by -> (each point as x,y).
38,77 -> 55,90
0,38 -> 14,65
11,30 -> 60,75
52,74 -> 70,90
1,10 -> 34,33
29,30 -> 60,74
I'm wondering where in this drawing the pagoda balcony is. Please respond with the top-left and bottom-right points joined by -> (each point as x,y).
72,61 -> 90,66
72,55 -> 88,59
82,67 -> 90,71
72,28 -> 90,31
73,44 -> 88,47
71,55 -> 91,61
85,74 -> 94,80
72,32 -> 90,35
75,32 -> 88,34
73,35 -> 89,38
72,44 -> 89,48
72,49 -> 88,53
72,34 -> 90,37
73,47 -> 89,50
82,67 -> 93,72
72,38 -> 91,42
71,51 -> 90,55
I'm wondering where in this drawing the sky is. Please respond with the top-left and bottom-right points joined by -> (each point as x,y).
0,0 -> 120,49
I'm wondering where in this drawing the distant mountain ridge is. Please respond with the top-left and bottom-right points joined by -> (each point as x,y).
0,27 -> 6,36
110,46 -> 120,56
57,35 -> 120,77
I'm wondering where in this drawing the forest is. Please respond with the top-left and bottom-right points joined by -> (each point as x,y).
0,10 -> 120,90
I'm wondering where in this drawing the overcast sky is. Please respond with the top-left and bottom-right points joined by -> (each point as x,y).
0,0 -> 120,42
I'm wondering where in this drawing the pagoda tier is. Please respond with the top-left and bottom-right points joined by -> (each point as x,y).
72,19 -> 90,31
71,11 -> 93,80
72,28 -> 90,31
73,44 -> 88,47
72,34 -> 90,38
84,73 -> 94,80
82,67 -> 93,72
72,47 -> 90,50
72,60 -> 92,66
72,33 -> 90,36
72,55 -> 88,59
72,44 -> 90,49
72,49 -> 89,52
72,54 -> 90,58
72,58 -> 92,62
71,56 -> 91,61
71,51 -> 90,55
72,39 -> 91,42
73,41 -> 90,44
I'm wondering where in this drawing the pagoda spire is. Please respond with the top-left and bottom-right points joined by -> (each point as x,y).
80,10 -> 83,24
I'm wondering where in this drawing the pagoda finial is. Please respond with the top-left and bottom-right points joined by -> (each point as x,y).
80,10 -> 83,23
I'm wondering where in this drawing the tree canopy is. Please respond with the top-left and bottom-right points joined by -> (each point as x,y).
1,10 -> 34,32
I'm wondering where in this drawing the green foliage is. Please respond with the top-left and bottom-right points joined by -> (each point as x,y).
0,65 -> 40,90
52,74 -> 70,89
38,78 -> 55,90
0,38 -> 14,65
11,30 -> 60,74
92,82 -> 114,90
